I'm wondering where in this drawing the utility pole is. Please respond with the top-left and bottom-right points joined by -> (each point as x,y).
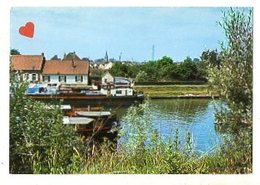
119,52 -> 122,62
152,44 -> 155,60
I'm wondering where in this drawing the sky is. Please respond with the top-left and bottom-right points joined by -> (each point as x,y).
10,7 -> 230,62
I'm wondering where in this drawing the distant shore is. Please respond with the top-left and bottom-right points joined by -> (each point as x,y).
134,84 -> 219,99
147,94 -> 219,99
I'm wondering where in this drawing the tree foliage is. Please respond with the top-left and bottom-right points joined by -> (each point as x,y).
208,8 -> 253,129
10,49 -> 21,55
10,70 -> 86,174
110,56 -> 207,82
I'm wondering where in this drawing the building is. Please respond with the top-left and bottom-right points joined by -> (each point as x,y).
102,71 -> 114,84
10,54 -> 45,83
10,53 -> 90,85
42,60 -> 89,84
100,71 -> 134,96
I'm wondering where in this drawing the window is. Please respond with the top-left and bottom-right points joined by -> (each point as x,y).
59,75 -> 66,82
32,74 -> 37,81
23,73 -> 29,80
75,75 -> 83,82
116,90 -> 122,94
43,75 -> 50,82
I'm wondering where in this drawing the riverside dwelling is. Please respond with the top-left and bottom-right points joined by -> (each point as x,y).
42,59 -> 89,85
10,53 -> 46,83
10,53 -> 90,85
101,71 -> 134,96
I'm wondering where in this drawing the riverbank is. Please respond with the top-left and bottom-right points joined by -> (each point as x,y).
134,84 -> 219,98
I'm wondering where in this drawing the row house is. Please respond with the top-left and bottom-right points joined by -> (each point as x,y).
10,54 -> 90,85
42,60 -> 89,84
10,54 -> 45,82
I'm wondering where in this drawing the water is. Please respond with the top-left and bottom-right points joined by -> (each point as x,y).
60,98 -> 225,154
116,99 -> 225,154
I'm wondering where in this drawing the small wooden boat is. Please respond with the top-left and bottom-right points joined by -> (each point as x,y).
76,111 -> 111,117
63,116 -> 95,125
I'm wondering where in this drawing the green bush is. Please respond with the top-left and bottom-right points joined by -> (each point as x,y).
9,70 -> 86,174
208,8 -> 253,129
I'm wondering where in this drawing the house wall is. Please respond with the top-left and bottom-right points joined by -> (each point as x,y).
102,72 -> 114,84
43,75 -> 88,84
49,75 -> 59,83
22,72 -> 40,82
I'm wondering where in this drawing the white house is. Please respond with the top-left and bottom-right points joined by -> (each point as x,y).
100,72 -> 134,96
101,71 -> 114,84
42,60 -> 90,85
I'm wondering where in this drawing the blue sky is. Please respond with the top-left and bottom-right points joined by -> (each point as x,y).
10,7 -> 229,62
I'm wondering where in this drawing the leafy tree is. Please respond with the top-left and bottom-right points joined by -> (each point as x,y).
209,8 -> 253,129
207,9 -> 253,173
135,70 -> 149,82
194,58 -> 207,81
201,49 -> 221,69
179,57 -> 198,80
140,60 -> 158,81
9,69 -> 86,174
110,62 -> 128,77
10,49 -> 21,55
167,63 -> 181,80
156,56 -> 174,80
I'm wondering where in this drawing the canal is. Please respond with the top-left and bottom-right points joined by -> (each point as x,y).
62,98 -> 226,154
114,99 -> 225,154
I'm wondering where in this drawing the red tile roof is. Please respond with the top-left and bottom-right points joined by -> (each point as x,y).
10,55 -> 44,71
43,60 -> 89,75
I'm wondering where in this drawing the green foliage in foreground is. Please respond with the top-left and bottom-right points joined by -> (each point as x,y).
83,101 -> 252,174
83,139 -> 252,174
10,80 -> 252,174
10,71 -> 251,174
208,8 -> 253,129
10,79 -> 251,174
10,71 -> 87,174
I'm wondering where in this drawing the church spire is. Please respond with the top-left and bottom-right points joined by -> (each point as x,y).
105,51 -> 108,62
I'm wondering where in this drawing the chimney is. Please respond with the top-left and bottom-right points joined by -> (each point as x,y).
72,52 -> 76,68
72,59 -> 76,68
41,52 -> 46,71
42,53 -> 46,61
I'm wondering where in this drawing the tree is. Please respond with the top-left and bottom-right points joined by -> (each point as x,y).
141,60 -> 158,81
9,69 -> 86,174
209,8 -> 253,129
156,56 -> 174,81
179,57 -> 198,80
201,49 -> 221,69
135,70 -> 149,82
110,62 -> 128,77
10,49 -> 21,55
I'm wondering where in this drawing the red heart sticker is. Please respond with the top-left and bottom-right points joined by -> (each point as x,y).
19,22 -> 34,38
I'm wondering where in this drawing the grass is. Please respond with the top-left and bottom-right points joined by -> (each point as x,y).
134,84 -> 218,97
82,101 -> 252,174
82,136 -> 252,174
